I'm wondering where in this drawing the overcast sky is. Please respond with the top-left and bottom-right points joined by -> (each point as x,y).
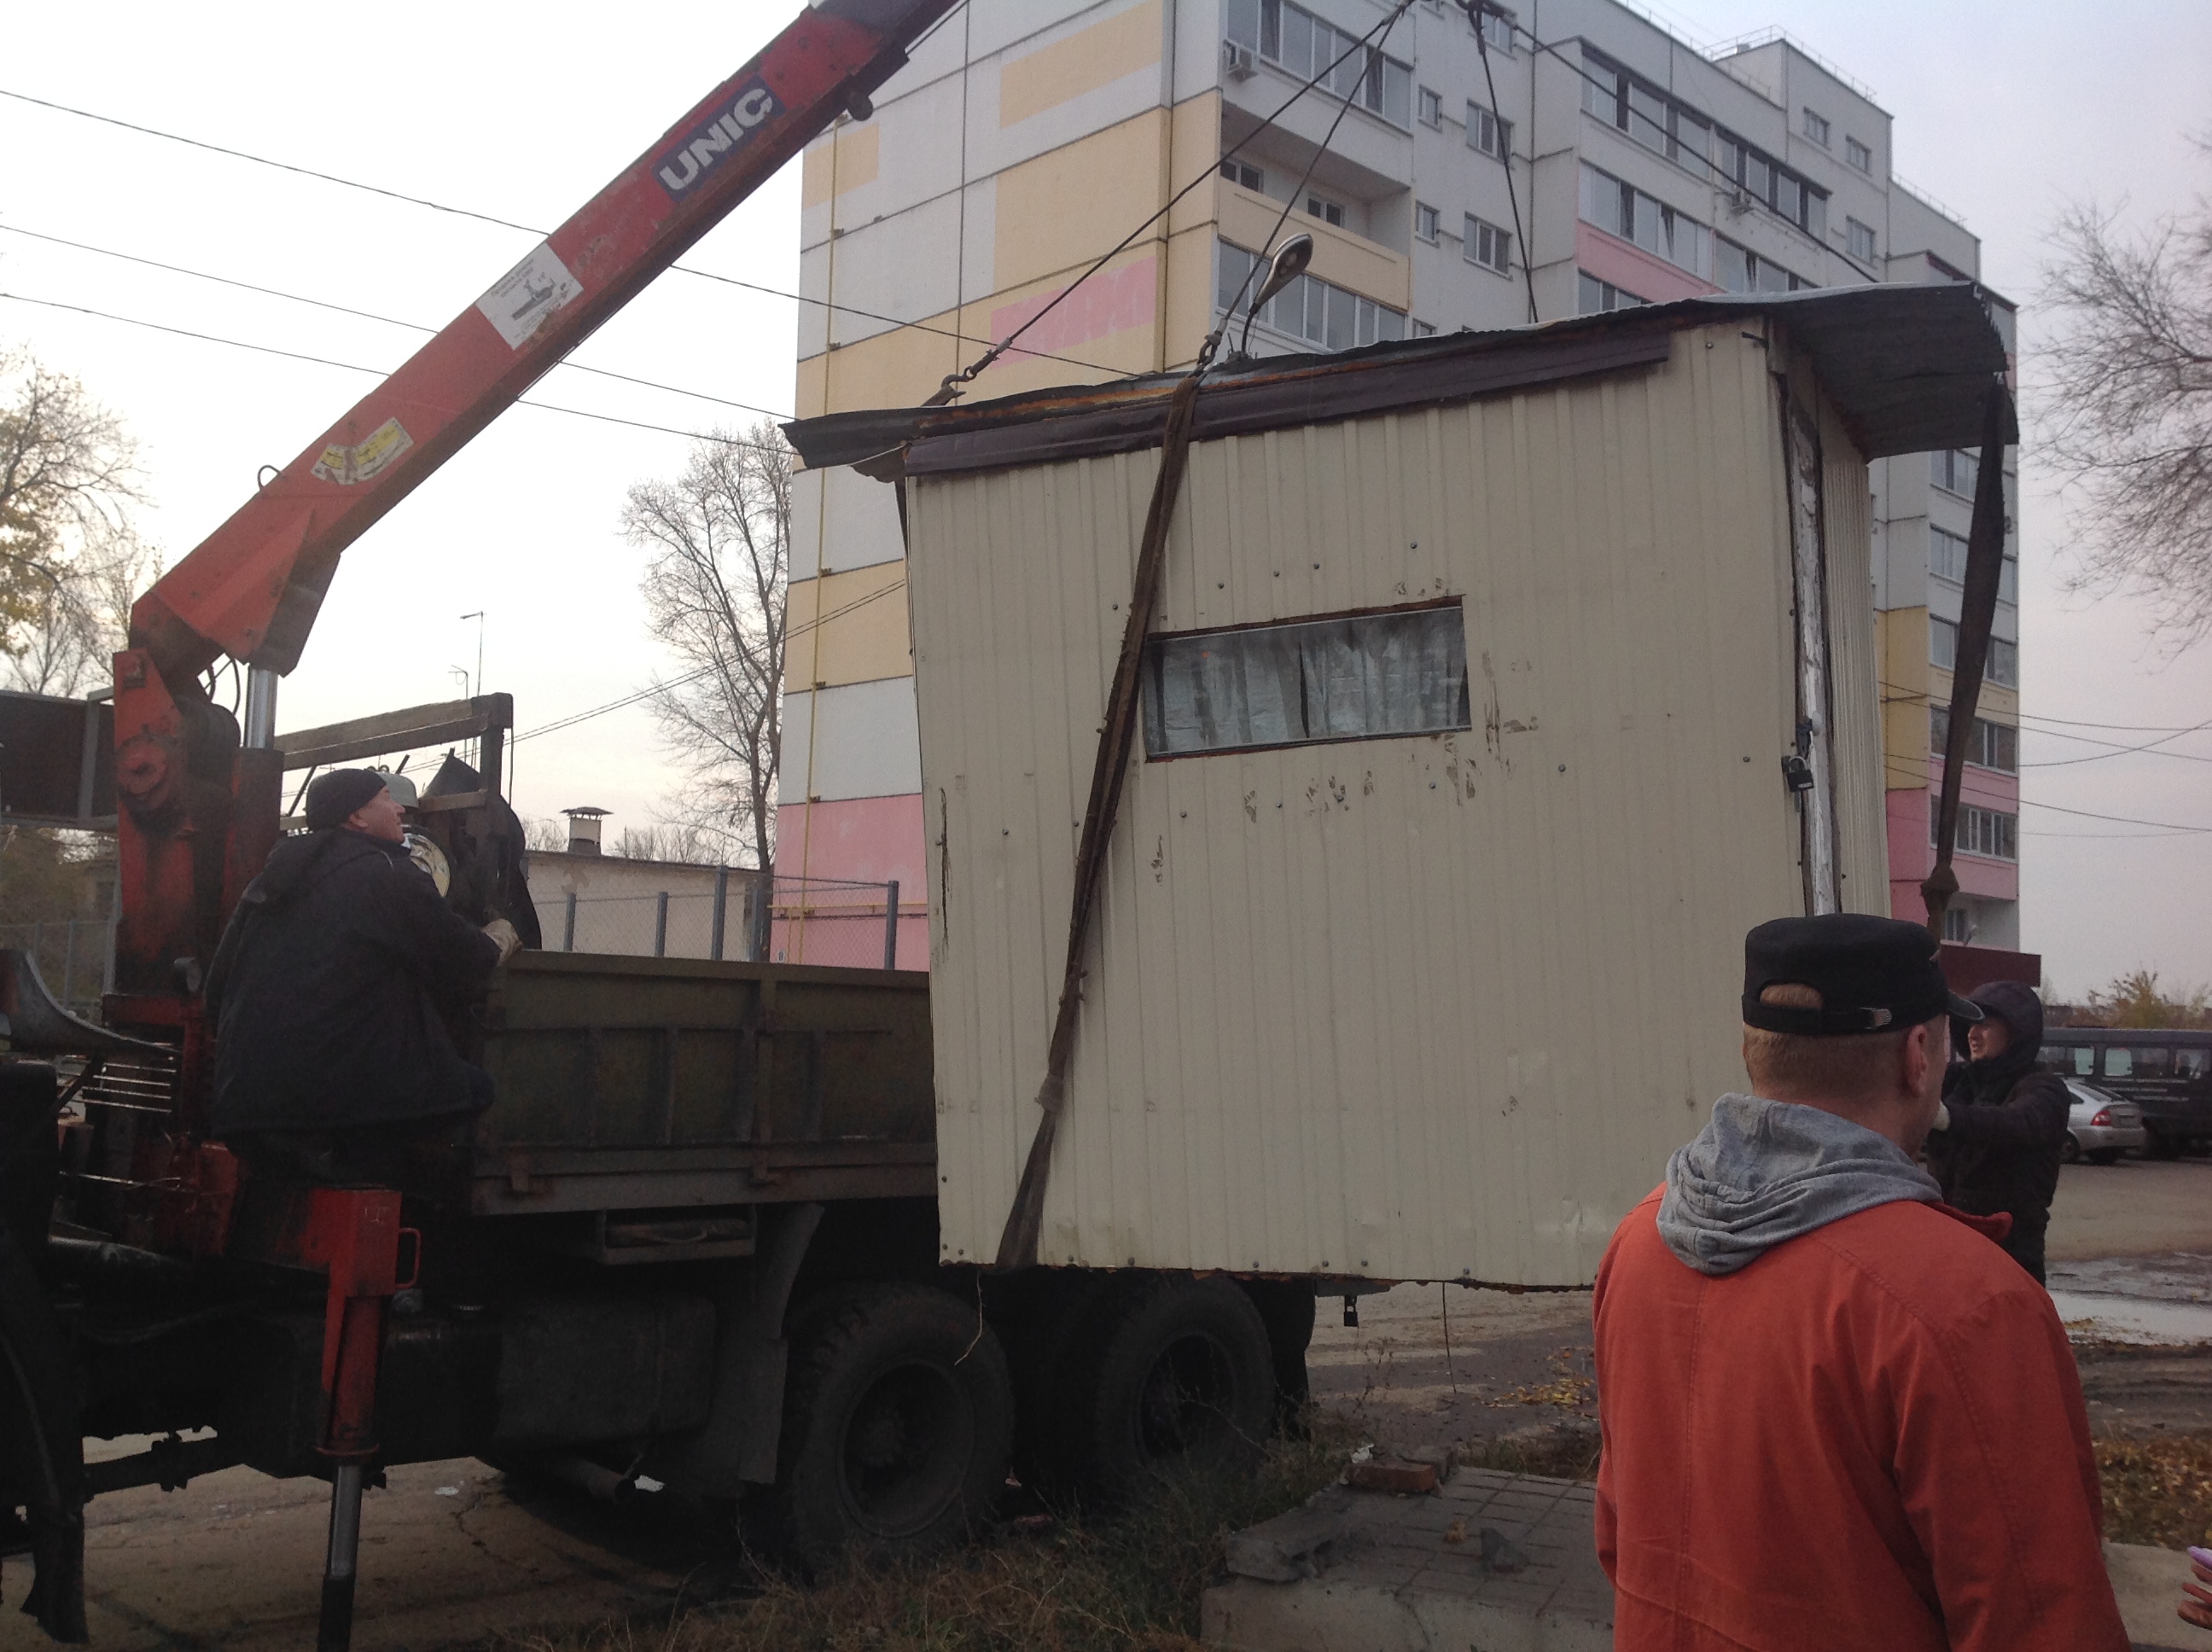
3,1 -> 2206,998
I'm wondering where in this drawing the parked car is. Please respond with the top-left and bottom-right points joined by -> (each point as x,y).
2040,1031 -> 2212,1158
2061,1080 -> 2146,1165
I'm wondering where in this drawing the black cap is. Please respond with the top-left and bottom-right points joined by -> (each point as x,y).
304,768 -> 390,831
1742,914 -> 1983,1036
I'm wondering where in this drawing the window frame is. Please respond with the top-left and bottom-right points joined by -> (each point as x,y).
1845,135 -> 1872,173
1417,84 -> 1443,128
1847,216 -> 1877,262
1802,108 -> 1830,147
1219,159 -> 1264,192
1464,212 -> 1512,276
1466,100 -> 1511,160
1415,201 -> 1441,243
1139,597 -> 1474,762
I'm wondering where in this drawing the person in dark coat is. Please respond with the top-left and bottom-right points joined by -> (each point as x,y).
207,768 -> 519,1190
1926,980 -> 2070,1283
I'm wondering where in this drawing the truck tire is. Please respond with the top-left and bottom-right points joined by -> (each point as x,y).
1046,1274 -> 1273,1508
765,1283 -> 1011,1576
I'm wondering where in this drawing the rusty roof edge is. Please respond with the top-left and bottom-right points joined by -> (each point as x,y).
782,283 -> 2009,477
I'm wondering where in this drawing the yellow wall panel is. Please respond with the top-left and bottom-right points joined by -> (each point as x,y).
800,122 -> 881,208
1880,608 -> 1930,792
1217,181 -> 1411,309
994,113 -> 1168,293
998,0 -> 1162,129
1166,94 -> 1223,239
786,562 -> 914,694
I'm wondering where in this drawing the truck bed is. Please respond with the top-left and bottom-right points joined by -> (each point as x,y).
468,951 -> 935,1219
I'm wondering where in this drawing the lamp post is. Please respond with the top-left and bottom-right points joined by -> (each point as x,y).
1236,233 -> 1315,363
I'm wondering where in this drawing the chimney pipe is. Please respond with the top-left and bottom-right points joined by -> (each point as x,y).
562,806 -> 608,856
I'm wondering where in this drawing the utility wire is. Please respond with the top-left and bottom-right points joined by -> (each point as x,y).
0,291 -> 794,456
0,223 -> 793,421
513,577 -> 907,743
0,82 -> 1122,382
929,1 -> 1416,402
2018,716 -> 2212,768
2018,799 -> 2212,835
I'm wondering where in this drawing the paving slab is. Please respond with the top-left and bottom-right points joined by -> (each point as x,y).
1202,1469 -> 1611,1652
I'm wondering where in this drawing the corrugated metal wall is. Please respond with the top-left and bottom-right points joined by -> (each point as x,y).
906,323 -> 1887,1284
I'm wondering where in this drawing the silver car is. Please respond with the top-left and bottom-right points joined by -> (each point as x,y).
2063,1080 -> 2147,1165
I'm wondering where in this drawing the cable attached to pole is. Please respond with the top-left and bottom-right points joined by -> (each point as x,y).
929,1 -> 1416,405
1465,1 -> 1539,324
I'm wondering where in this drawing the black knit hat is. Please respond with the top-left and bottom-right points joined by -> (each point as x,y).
1742,913 -> 1984,1036
304,768 -> 391,830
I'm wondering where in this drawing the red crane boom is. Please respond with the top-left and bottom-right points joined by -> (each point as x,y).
110,0 -> 954,1009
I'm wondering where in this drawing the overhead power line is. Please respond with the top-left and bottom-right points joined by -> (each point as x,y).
0,222 -> 792,422
513,577 -> 908,743
0,81 -> 1123,381
2018,799 -> 2212,835
0,291 -> 793,456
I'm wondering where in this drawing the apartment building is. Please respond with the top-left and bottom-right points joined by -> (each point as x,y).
784,0 -> 2021,962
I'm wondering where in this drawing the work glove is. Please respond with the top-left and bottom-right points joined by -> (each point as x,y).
482,918 -> 521,966
1930,1102 -> 1951,1132
2183,1546 -> 2212,1629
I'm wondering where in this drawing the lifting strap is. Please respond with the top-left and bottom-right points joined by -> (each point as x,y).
995,373 -> 1205,1271
1922,381 -> 2017,938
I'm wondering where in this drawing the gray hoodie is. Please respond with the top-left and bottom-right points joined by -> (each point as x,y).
1656,1093 -> 1941,1277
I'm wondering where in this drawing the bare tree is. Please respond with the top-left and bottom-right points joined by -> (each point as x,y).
0,350 -> 158,695
2037,154 -> 2212,643
621,422 -> 790,870
612,823 -> 723,864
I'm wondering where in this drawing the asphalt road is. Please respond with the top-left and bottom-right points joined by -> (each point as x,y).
5,1157 -> 2209,1651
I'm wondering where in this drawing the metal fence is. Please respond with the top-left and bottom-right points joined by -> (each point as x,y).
0,917 -> 114,1022
541,873 -> 910,971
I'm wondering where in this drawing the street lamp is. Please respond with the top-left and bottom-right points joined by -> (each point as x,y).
1238,233 -> 1315,361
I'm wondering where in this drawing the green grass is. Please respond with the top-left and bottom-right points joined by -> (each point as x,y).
498,1420 -> 1358,1652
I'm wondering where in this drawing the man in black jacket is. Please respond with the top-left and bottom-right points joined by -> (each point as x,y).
1926,980 -> 2071,1283
207,768 -> 520,1191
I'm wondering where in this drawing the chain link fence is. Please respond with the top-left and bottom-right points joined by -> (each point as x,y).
0,918 -> 114,1021
537,873 -> 911,970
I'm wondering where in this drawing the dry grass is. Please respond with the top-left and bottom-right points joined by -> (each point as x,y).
496,1420 -> 1357,1652
2097,1432 -> 2212,1550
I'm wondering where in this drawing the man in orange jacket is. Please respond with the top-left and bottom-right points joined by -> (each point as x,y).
1593,913 -> 2128,1650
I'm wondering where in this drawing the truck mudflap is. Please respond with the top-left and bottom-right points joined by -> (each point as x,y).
0,1061 -> 86,1642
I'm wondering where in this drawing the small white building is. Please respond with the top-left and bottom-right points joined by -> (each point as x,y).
788,282 -> 2011,1286
523,811 -> 760,959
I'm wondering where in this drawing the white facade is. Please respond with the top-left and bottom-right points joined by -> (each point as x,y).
792,0 -> 2022,953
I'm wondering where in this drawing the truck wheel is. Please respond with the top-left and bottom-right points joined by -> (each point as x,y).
767,1284 -> 1011,1577
1051,1275 -> 1274,1507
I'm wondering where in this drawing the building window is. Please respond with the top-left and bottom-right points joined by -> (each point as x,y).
1714,236 -> 1804,294
1848,218 -> 1877,261
1930,707 -> 2019,774
1306,194 -> 1347,227
1412,318 -> 1437,336
1930,528 -> 2018,602
1846,136 -> 1872,172
1418,85 -> 1443,127
1220,159 -> 1264,191
1930,798 -> 2018,862
1931,448 -> 1980,497
1473,3 -> 1514,53
1465,213 -> 1512,275
1802,108 -> 1830,147
1578,271 -> 1644,314
1415,201 -> 1441,242
1466,102 -> 1511,160
1930,526 -> 1969,584
1988,637 -> 2017,688
1942,906 -> 1971,943
1142,602 -> 1472,759
1218,240 -> 1406,349
1222,0 -> 1414,129
1929,615 -> 2018,688
1578,163 -> 1711,279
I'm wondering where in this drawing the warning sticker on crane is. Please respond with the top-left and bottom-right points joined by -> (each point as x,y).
311,417 -> 414,486
476,242 -> 584,351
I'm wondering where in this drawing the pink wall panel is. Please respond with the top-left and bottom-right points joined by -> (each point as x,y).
773,793 -> 931,969
1575,224 -> 1721,305
1887,780 -> 2018,922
